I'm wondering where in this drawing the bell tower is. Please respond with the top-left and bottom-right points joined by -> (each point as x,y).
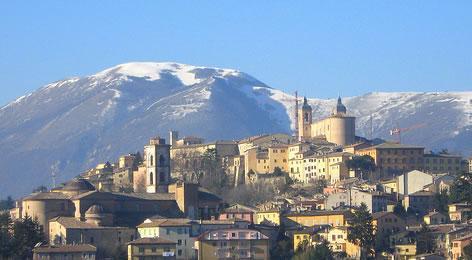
144,137 -> 171,193
298,97 -> 312,140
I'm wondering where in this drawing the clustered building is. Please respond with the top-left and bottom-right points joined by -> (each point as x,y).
7,96 -> 472,260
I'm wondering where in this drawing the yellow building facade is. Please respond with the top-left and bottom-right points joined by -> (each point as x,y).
286,211 -> 348,227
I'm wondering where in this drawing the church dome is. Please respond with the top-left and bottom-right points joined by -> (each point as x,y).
62,178 -> 95,192
333,96 -> 347,115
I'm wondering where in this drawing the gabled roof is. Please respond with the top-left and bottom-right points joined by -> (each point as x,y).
223,204 -> 257,213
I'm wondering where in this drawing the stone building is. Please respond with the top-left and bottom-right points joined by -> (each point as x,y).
355,142 -> 425,178
49,216 -> 135,259
144,137 -> 171,193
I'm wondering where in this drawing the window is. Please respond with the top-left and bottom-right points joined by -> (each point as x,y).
152,247 -> 156,252
90,237 -> 94,244
232,232 -> 236,237
149,172 -> 153,185
150,155 -> 154,166
177,239 -> 182,245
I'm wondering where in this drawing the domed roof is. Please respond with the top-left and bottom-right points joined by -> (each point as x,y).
62,178 -> 95,191
85,204 -> 105,215
334,96 -> 347,115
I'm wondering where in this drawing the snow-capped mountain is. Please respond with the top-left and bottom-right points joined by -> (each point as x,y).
1,62 -> 471,197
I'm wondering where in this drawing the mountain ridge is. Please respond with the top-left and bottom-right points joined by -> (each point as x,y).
1,62 -> 471,197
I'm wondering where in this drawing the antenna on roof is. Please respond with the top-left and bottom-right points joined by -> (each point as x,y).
51,161 -> 59,188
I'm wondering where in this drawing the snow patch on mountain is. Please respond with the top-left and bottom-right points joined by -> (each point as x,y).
94,62 -> 240,86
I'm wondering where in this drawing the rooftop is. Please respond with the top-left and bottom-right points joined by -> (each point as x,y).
51,216 -> 129,229
23,192 -> 70,201
286,210 -> 348,217
33,244 -> 96,253
128,237 -> 176,245
138,218 -> 192,228
360,142 -> 424,150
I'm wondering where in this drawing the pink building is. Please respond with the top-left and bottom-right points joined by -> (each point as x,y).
218,204 -> 257,224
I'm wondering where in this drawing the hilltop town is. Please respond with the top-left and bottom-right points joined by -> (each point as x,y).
1,97 -> 471,260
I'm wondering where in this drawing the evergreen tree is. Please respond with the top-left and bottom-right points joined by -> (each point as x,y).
347,155 -> 376,180
270,222 -> 293,260
450,171 -> 472,205
416,225 -> 435,254
0,196 -> 14,210
393,201 -> 407,218
462,243 -> 472,260
11,216 -> 45,259
347,203 -> 375,259
0,212 -> 12,258
292,240 -> 334,260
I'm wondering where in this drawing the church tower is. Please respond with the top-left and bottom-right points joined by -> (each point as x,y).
144,137 -> 171,193
298,97 -> 312,140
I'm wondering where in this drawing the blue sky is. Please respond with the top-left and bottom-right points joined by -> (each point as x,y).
1,1 -> 471,105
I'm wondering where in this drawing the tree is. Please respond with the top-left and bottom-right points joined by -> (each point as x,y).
273,167 -> 284,176
310,179 -> 327,194
462,243 -> 472,260
0,212 -> 12,258
347,203 -> 375,259
132,151 -> 143,170
416,225 -> 435,254
32,185 -> 48,193
270,222 -> 293,260
449,171 -> 472,205
347,155 -> 376,180
433,190 -> 450,213
0,196 -> 14,211
293,239 -> 334,260
393,201 -> 407,218
11,215 -> 45,259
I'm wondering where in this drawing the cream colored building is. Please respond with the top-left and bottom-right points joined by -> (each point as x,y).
311,97 -> 356,146
255,210 -> 281,226
127,237 -> 177,260
296,96 -> 356,146
137,218 -> 194,259
303,152 -> 353,184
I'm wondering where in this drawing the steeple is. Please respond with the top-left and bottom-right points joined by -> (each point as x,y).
333,96 -> 347,115
302,97 -> 311,110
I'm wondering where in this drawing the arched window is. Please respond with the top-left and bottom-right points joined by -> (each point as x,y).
149,172 -> 153,185
150,155 -> 154,166
304,112 -> 309,122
